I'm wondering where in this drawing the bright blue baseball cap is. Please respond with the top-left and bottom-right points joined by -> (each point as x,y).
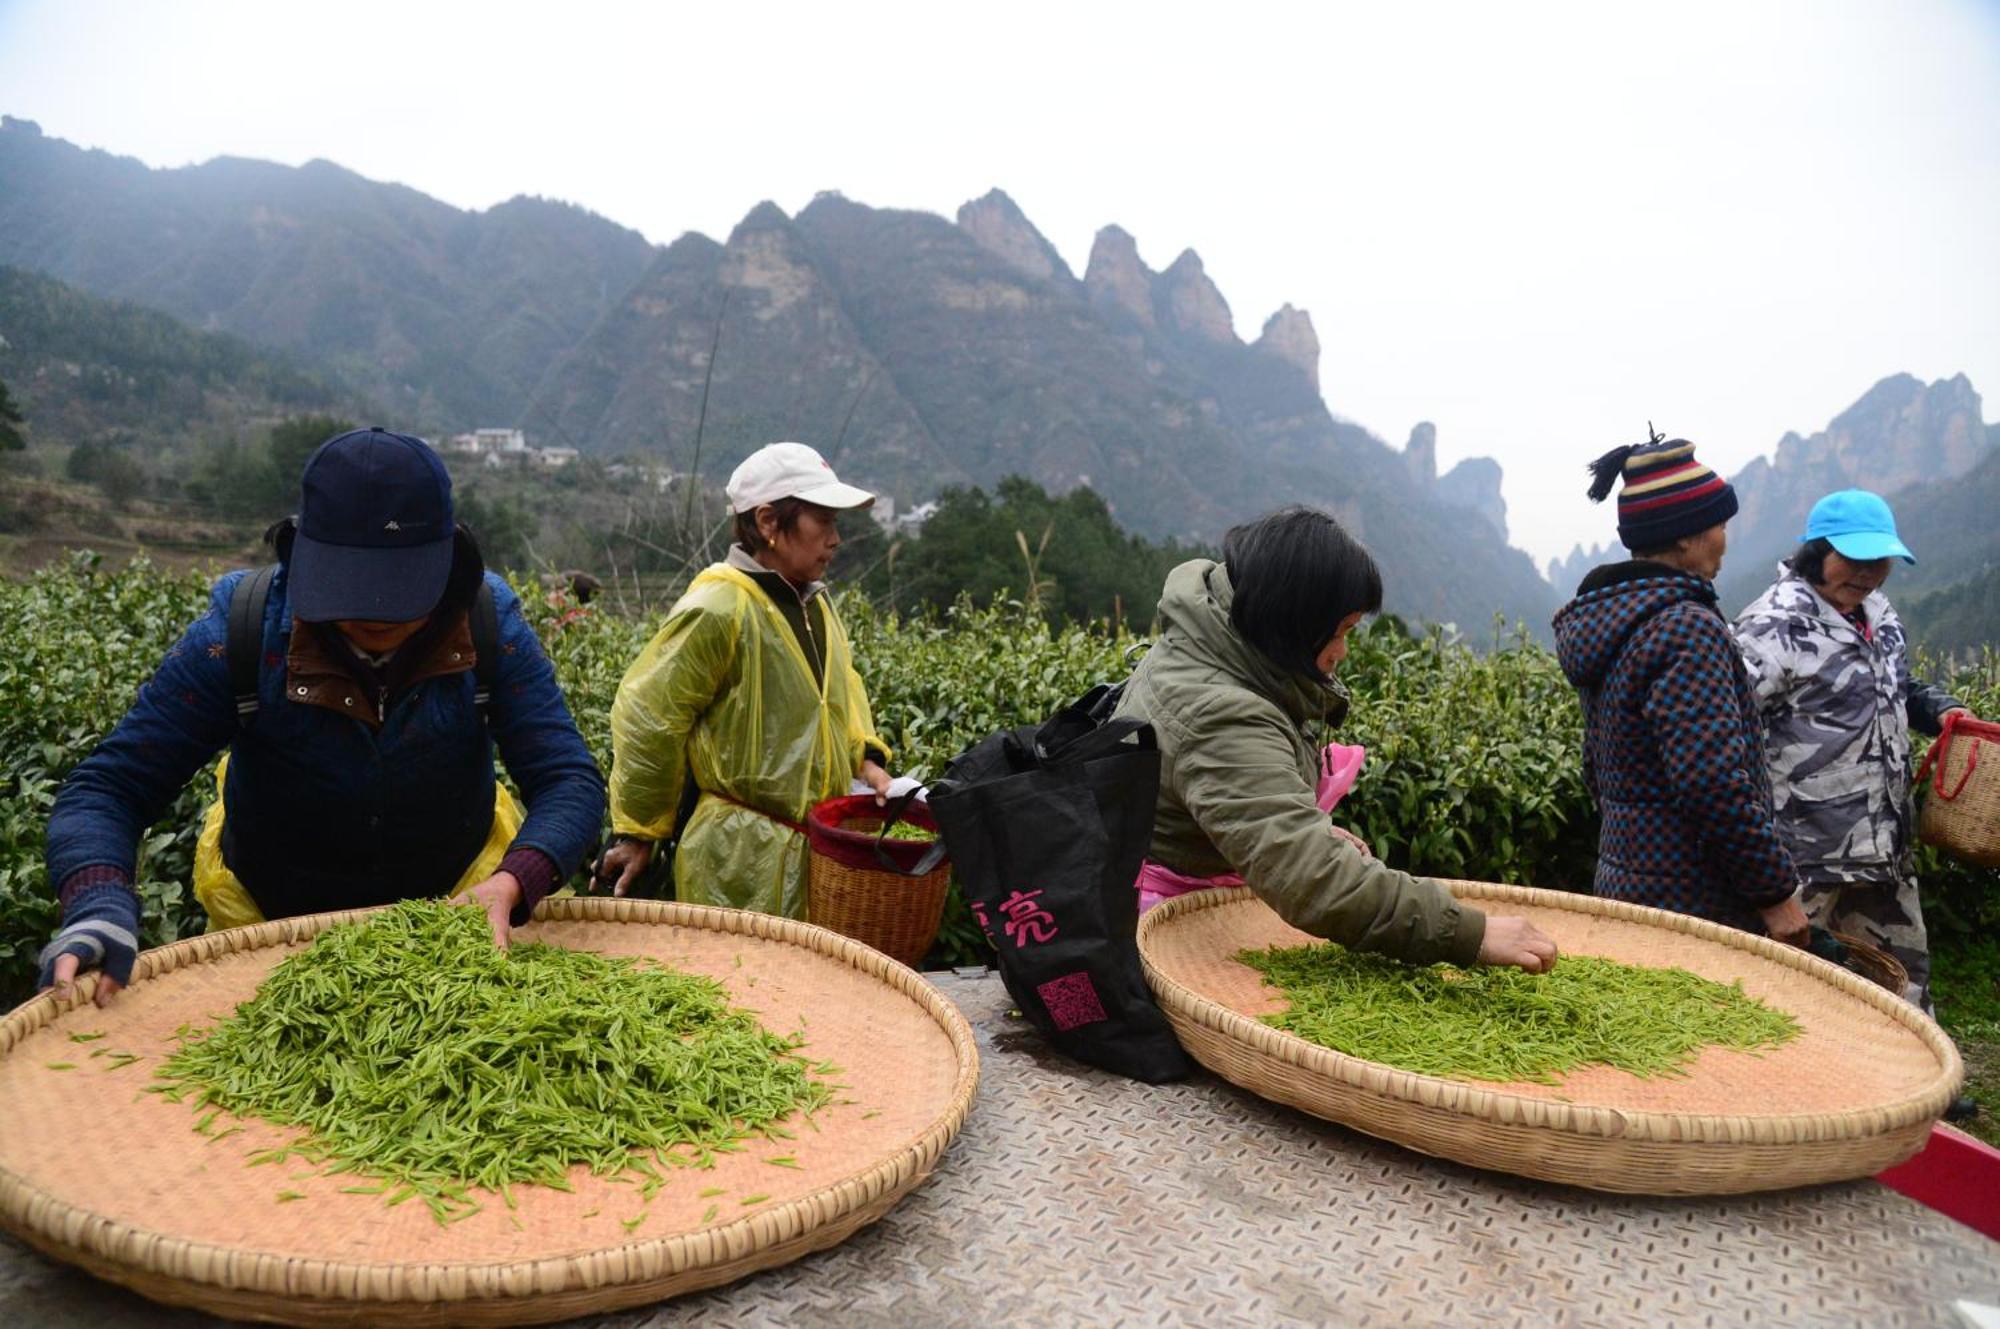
1800,489 -> 1916,565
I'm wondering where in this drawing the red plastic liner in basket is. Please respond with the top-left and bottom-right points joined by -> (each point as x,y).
806,794 -> 948,875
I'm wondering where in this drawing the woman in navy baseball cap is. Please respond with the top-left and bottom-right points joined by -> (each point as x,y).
38,426 -> 606,1005
287,427 -> 460,624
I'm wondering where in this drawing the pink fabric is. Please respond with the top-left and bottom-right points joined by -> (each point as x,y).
1315,742 -> 1365,812
1136,858 -> 1246,914
1137,742 -> 1367,914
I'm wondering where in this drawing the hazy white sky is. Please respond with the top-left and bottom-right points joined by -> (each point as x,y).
2,0 -> 1996,567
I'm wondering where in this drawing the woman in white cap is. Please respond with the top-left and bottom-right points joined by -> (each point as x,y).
1735,489 -> 1974,1019
597,442 -> 894,916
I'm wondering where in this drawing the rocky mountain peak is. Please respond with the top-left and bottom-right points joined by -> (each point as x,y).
1402,421 -> 1507,539
1084,225 -> 1155,329
1751,375 -> 1986,521
1254,304 -> 1319,392
1846,372 -> 1982,480
724,202 -> 818,315
1404,421 -> 1438,485
731,200 -> 794,235
1547,541 -> 1617,591
0,129 -> 1569,636
1718,372 -> 1994,609
1158,249 -> 1236,344
1438,457 -> 1509,542
957,189 -> 1073,285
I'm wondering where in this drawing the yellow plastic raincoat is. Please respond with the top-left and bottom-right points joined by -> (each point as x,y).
193,755 -> 526,930
609,564 -> 887,917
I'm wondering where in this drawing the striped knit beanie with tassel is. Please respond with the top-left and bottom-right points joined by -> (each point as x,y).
1586,427 -> 1739,552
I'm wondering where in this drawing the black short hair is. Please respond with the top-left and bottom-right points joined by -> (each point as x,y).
1785,537 -> 1835,584
1222,507 -> 1383,678
733,497 -> 812,554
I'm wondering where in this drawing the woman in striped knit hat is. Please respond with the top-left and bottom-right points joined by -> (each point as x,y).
1550,431 -> 1810,945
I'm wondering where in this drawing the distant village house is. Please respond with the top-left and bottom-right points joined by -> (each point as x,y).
437,429 -> 577,470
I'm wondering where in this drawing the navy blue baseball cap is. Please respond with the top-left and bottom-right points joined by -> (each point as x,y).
289,427 -> 457,623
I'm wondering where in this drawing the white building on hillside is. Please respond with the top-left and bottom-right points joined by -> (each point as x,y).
440,429 -> 536,468
438,429 -> 589,471
475,428 -> 529,455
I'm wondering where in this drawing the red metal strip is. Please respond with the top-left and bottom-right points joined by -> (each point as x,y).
1875,1123 -> 2000,1241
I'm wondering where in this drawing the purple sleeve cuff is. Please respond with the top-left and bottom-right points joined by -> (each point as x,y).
59,865 -> 134,910
497,847 -> 560,927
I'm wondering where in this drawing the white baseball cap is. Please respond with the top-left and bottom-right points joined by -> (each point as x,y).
725,442 -> 876,514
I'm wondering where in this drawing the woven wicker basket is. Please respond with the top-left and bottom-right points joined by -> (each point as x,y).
1917,713 -> 2000,866
1139,883 -> 1961,1195
0,897 -> 979,1326
806,795 -> 952,968
1833,931 -> 1909,997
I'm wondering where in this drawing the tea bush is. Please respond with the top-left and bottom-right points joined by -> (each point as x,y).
1,558 -> 1994,1011
1333,621 -> 1597,890
0,554 -> 213,993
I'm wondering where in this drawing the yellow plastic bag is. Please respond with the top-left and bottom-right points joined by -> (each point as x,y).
193,754 -> 526,931
608,564 -> 886,918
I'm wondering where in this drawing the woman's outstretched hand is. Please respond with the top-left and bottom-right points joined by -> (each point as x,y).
1476,916 -> 1559,973
595,838 -> 655,897
457,871 -> 524,947
40,953 -> 125,1007
1759,895 -> 1811,948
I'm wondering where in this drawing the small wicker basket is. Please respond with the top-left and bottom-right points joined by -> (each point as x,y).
807,795 -> 951,969
1916,712 -> 2000,866
1833,931 -> 1909,997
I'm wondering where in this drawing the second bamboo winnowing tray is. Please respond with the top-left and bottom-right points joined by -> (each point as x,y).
1138,882 -> 1958,1194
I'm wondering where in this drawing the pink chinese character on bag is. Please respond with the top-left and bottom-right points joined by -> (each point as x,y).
968,899 -> 998,946
998,889 -> 1057,947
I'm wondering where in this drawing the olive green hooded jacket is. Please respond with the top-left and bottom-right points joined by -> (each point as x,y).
1115,559 -> 1486,965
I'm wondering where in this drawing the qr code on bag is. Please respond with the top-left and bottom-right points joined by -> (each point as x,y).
1037,971 -> 1107,1031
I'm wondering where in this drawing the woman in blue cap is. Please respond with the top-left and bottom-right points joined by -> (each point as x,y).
37,427 -> 607,1006
1735,489 -> 1975,1014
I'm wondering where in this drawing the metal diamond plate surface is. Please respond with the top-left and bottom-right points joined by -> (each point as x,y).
3,971 -> 1995,1327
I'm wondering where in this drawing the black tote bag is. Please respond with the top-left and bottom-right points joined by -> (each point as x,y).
928,684 -> 1193,1082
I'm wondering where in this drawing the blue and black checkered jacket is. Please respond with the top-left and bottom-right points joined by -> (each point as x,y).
1552,561 -> 1799,932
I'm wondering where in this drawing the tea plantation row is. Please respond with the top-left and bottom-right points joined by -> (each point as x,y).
2,555 -> 1993,1020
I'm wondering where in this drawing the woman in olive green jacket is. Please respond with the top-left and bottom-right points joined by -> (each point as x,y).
1116,507 -> 1556,971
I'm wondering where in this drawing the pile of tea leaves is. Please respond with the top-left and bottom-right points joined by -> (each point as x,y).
154,900 -> 830,1223
1238,943 -> 1798,1084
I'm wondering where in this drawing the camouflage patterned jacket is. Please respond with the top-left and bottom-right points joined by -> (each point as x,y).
1734,569 -> 1962,881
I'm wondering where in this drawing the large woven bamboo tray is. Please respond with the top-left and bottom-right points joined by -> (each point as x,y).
0,897 -> 980,1326
1138,882 -> 1961,1195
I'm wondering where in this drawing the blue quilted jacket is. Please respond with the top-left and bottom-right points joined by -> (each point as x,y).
46,564 -> 605,919
1552,561 -> 1799,932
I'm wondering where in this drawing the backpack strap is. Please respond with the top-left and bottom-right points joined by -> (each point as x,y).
226,563 -> 278,726
469,579 -> 500,722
